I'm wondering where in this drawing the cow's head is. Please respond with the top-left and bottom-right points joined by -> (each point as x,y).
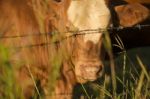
67,0 -> 111,83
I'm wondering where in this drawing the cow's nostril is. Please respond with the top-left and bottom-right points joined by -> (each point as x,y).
96,65 -> 103,75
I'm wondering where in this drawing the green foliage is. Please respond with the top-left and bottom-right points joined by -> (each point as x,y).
0,44 -> 24,99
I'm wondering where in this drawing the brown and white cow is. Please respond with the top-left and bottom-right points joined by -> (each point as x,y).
0,0 -> 110,98
1,0 -> 150,98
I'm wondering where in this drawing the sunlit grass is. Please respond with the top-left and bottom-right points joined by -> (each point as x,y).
82,33 -> 150,99
78,33 -> 150,99
0,45 -> 24,99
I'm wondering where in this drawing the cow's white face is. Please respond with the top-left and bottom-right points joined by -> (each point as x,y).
67,0 -> 111,83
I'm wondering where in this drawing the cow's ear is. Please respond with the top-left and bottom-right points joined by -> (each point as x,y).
115,3 -> 150,27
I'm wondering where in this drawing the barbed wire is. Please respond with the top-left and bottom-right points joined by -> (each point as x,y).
1,24 -> 150,49
1,24 -> 150,39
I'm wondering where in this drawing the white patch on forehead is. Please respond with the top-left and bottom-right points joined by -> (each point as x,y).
67,0 -> 111,44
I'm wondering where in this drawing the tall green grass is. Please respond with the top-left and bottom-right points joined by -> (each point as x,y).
0,45 -> 24,99
79,34 -> 150,99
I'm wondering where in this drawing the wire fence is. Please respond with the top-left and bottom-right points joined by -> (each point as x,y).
1,24 -> 150,38
1,24 -> 150,49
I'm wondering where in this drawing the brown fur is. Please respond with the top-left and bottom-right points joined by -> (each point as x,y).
125,0 -> 150,4
0,0 -> 76,98
115,3 -> 150,27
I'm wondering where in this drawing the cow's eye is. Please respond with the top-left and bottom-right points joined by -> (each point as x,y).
53,0 -> 62,2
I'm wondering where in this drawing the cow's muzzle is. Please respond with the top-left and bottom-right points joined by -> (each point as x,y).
75,60 -> 103,83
